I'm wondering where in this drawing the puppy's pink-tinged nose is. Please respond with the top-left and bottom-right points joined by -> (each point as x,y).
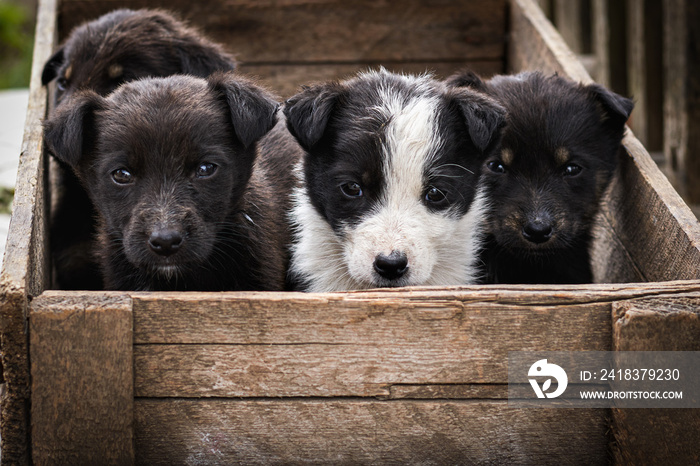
148,229 -> 183,257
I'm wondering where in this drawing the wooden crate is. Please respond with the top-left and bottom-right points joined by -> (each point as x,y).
2,0 -> 700,463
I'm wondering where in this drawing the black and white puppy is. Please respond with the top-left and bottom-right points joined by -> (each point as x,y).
284,69 -> 506,292
447,71 -> 634,284
42,8 -> 237,290
43,73 -> 292,291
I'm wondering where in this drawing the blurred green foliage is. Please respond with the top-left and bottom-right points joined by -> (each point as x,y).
0,1 -> 33,89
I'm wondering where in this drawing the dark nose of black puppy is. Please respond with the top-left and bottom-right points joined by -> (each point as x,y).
522,219 -> 553,244
148,229 -> 184,256
374,251 -> 409,280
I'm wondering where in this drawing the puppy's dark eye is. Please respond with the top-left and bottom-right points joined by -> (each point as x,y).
111,168 -> 133,185
425,186 -> 447,204
564,163 -> 583,177
56,77 -> 68,91
340,182 -> 363,198
196,163 -> 218,178
487,160 -> 506,174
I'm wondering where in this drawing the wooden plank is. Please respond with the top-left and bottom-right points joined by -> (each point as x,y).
626,0 -> 663,151
553,0 -> 587,54
591,0 -> 627,93
134,304 -> 608,398
30,293 -> 134,465
388,384 -> 508,400
57,0 -> 507,64
612,294 -> 700,352
611,294 -> 700,465
241,60 -> 504,98
664,0 -> 700,204
134,399 -> 609,465
123,283 -> 700,345
0,0 -> 57,461
508,0 -> 700,282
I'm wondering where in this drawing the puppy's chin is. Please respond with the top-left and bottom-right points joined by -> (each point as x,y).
155,264 -> 180,280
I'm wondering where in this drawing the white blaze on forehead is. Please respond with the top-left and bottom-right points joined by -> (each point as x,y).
374,80 -> 442,215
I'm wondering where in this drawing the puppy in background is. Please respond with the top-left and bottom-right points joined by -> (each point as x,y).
43,73 -> 292,291
42,9 -> 237,289
284,69 -> 506,292
447,71 -> 634,284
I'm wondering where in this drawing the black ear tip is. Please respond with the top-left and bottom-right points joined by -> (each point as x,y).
42,47 -> 65,86
445,70 -> 485,90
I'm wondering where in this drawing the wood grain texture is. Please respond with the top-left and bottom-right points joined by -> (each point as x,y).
30,293 -> 134,465
553,0 -> 587,54
626,0 -> 663,152
57,0 -> 507,64
0,0 -> 57,462
612,294 -> 700,465
509,0 -> 700,283
134,399 -> 609,465
241,60 -> 503,98
664,0 -> 700,204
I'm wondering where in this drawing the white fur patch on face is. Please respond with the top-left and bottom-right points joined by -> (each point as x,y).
290,73 -> 488,291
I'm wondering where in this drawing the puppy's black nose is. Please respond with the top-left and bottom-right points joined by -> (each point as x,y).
522,220 -> 553,244
373,251 -> 408,280
148,229 -> 183,256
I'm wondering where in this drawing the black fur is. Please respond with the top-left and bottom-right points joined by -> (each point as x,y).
43,73 -> 293,291
448,71 -> 634,284
42,8 -> 237,290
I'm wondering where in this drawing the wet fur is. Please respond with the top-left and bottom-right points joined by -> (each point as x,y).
447,71 -> 634,284
42,9 -> 236,289
284,69 -> 505,292
43,73 -> 295,291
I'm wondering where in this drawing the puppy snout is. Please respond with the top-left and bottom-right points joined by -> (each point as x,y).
373,251 -> 409,280
522,218 -> 553,244
148,229 -> 184,257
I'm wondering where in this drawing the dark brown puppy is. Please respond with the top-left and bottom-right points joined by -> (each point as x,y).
42,9 -> 237,289
42,8 -> 236,105
43,73 -> 294,291
447,71 -> 633,284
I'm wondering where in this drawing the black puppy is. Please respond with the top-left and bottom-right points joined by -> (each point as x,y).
447,71 -> 634,284
43,73 -> 292,291
42,9 -> 236,289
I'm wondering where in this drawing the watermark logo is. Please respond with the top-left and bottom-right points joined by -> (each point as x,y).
528,359 -> 568,399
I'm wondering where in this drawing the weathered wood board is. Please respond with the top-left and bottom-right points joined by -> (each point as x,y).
612,294 -> 700,465
55,0 -> 507,97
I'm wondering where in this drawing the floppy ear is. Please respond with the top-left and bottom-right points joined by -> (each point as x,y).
445,70 -> 487,92
283,83 -> 342,150
586,83 -> 634,131
42,47 -> 65,85
43,90 -> 104,170
208,72 -> 279,149
451,90 -> 506,153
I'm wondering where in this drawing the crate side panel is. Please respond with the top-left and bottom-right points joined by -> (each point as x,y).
0,0 -> 58,461
134,399 -> 609,465
241,60 -> 504,98
57,0 -> 507,65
